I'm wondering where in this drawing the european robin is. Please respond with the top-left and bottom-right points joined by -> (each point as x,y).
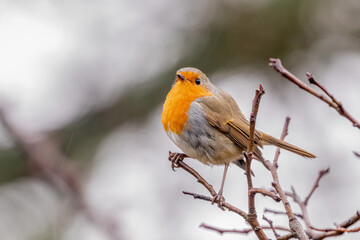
162,67 -> 315,204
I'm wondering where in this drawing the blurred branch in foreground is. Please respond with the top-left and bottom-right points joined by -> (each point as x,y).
0,109 -> 123,240
167,82 -> 360,239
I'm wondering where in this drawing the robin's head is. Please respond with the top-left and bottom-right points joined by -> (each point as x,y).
175,67 -> 211,88
162,67 -> 214,134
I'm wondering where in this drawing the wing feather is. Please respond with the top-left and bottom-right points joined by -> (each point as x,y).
198,92 -> 264,161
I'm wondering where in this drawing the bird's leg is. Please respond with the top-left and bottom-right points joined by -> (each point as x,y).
168,151 -> 188,171
212,163 -> 229,209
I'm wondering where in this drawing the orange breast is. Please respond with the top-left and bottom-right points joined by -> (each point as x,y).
162,80 -> 213,134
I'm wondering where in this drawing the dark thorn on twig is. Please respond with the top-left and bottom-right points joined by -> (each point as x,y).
306,72 -> 316,84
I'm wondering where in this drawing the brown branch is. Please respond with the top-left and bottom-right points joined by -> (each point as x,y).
273,117 -> 290,167
263,215 -> 281,239
310,225 -> 360,233
278,233 -> 296,240
264,208 -> 303,218
354,151 -> 360,158
247,84 -> 265,157
199,223 -> 291,236
266,117 -> 309,240
182,191 -> 247,218
286,173 -> 360,240
245,84 -> 268,240
170,155 -> 217,197
269,58 -> 360,129
249,188 -> 281,202
306,72 -> 360,128
182,191 -> 212,201
309,212 -> 360,240
303,168 -> 330,206
288,187 -> 312,230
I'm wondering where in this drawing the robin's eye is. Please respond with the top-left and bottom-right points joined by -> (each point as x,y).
195,78 -> 201,85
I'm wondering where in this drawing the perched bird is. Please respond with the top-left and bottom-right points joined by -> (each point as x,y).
162,67 -> 315,203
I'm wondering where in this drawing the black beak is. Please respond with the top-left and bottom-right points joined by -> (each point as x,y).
176,73 -> 185,81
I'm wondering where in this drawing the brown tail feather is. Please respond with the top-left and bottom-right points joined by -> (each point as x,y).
261,133 -> 316,158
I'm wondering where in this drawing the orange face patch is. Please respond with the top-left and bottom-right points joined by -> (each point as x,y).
162,76 -> 212,134
177,71 -> 200,83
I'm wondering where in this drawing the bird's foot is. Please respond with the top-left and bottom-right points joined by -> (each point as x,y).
211,192 -> 226,210
168,151 -> 187,171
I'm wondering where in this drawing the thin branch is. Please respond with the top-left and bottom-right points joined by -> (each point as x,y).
249,188 -> 281,202
264,208 -> 303,218
273,116 -> 290,167
303,168 -> 330,206
267,117 -> 309,240
245,84 -> 268,240
182,191 -> 212,201
269,58 -> 360,129
200,223 -> 253,235
169,154 -> 217,197
354,151 -> 360,158
310,226 -> 360,233
263,215 -> 281,239
247,84 -> 266,157
286,174 -> 360,240
278,233 -> 296,240
310,211 -> 360,240
306,72 -> 360,128
306,73 -> 338,104
199,223 -> 291,236
289,187 -> 312,230
182,191 -> 247,218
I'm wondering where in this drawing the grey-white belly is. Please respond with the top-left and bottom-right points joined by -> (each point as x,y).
167,101 -> 243,165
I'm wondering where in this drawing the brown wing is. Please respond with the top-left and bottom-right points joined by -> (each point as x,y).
198,91 -> 264,161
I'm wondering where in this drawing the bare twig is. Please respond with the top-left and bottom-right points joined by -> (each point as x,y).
182,191 -> 213,201
289,187 -> 312,230
278,233 -> 296,240
286,170 -> 360,240
169,154 -> 217,197
354,151 -> 360,158
182,191 -> 247,218
249,188 -> 281,202
264,208 -> 303,218
304,168 -> 330,206
199,223 -> 291,236
247,84 -> 266,157
200,223 -> 253,235
310,225 -> 360,233
267,117 -> 309,240
263,215 -> 281,239
273,117 -> 290,167
269,58 -> 360,129
245,84 -> 268,240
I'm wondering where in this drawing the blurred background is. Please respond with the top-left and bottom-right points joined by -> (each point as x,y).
0,0 -> 360,239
